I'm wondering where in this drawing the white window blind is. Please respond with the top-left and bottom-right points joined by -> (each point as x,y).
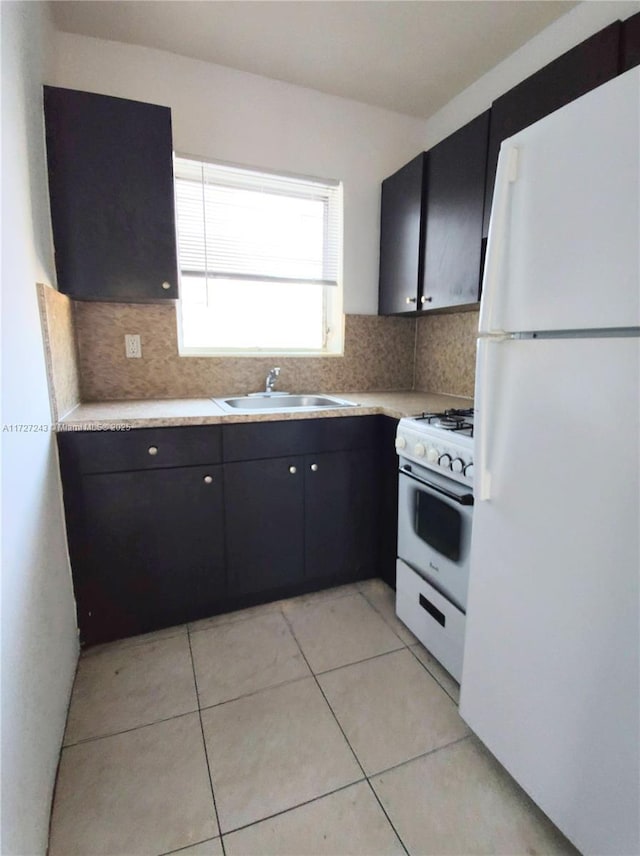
174,157 -> 341,287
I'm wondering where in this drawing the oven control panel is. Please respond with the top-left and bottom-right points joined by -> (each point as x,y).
395,421 -> 474,485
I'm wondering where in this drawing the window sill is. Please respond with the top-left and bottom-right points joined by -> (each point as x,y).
178,347 -> 344,358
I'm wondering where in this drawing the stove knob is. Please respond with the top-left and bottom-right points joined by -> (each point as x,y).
451,457 -> 464,474
463,462 -> 474,479
427,447 -> 438,463
438,453 -> 452,469
395,436 -> 407,451
414,443 -> 426,458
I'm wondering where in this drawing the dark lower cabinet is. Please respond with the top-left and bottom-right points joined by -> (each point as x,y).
71,464 -> 225,646
58,416 -> 390,647
377,417 -> 400,589
225,448 -> 378,598
304,449 -> 377,584
225,456 -> 305,596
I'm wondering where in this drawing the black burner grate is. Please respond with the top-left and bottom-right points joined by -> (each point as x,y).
417,408 -> 474,435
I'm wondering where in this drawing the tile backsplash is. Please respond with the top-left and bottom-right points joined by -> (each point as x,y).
414,310 -> 478,399
36,283 -> 81,419
73,303 -> 417,400
40,294 -> 478,403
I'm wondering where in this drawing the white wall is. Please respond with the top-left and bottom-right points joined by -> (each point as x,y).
422,0 -> 640,148
1,3 -> 79,853
51,33 -> 427,315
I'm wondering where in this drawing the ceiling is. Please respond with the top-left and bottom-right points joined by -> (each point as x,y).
49,1 -> 578,119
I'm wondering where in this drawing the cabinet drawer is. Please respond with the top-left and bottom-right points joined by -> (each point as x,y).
396,559 -> 465,682
222,416 -> 376,462
58,425 -> 222,474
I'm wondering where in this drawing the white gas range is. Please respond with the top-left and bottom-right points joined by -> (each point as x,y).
394,408 -> 474,683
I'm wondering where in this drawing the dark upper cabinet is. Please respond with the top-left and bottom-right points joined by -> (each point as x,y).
483,22 -> 622,236
43,86 -> 179,302
422,111 -> 489,309
378,113 -> 489,316
378,153 -> 428,314
622,11 -> 640,72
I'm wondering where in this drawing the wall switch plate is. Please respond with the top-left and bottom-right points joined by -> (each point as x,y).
125,334 -> 142,358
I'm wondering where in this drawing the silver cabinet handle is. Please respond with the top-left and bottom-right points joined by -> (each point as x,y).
203,475 -> 213,484
421,295 -> 433,304
161,281 -> 171,291
289,465 -> 297,474
148,446 -> 158,456
405,296 -> 417,304
310,463 -> 318,472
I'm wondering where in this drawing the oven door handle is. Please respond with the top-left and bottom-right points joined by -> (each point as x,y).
399,466 -> 474,506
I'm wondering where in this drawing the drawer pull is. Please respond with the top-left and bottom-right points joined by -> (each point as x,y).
161,281 -> 171,291
289,465 -> 297,474
203,475 -> 213,484
419,593 -> 446,627
148,446 -> 158,456
310,463 -> 318,472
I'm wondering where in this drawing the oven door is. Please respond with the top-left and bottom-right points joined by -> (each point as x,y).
397,458 -> 473,611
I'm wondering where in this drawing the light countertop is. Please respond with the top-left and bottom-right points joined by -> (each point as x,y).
59,391 -> 473,430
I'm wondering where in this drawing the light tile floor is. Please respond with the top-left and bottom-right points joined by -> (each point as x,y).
49,579 -> 578,856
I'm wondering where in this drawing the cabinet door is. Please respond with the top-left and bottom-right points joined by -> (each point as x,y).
622,11 -> 640,72
304,450 -> 377,584
225,457 -> 305,596
422,111 -> 489,309
483,22 -> 621,236
72,465 -> 225,646
376,417 -> 399,589
44,86 -> 178,302
378,153 -> 427,315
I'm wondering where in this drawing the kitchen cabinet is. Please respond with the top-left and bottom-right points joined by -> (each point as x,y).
224,418 -> 379,599
58,426 -> 224,646
304,449 -> 377,584
377,416 -> 399,589
43,86 -> 179,302
483,22 -> 621,236
70,466 -> 225,646
422,111 -> 489,309
378,153 -> 427,315
622,11 -> 640,72
58,417 -> 384,647
378,112 -> 489,315
225,456 -> 305,596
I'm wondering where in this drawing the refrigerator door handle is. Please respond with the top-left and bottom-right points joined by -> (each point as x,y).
479,145 -> 519,335
475,336 -> 509,502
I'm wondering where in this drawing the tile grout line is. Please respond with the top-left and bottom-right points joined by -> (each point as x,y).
219,776 -> 369,840
357,587 -> 413,647
359,584 -> 461,706
62,707 -> 201,749
186,625 -> 227,856
371,734 -> 471,779
278,605 -> 411,856
405,643 -> 460,706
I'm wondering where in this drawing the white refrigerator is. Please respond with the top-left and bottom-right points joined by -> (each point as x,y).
460,68 -> 639,856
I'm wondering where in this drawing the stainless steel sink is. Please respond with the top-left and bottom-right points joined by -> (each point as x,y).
213,393 -> 359,413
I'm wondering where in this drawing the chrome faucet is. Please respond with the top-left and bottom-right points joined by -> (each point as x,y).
265,367 -> 281,393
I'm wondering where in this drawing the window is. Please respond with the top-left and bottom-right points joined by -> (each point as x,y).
174,156 -> 343,355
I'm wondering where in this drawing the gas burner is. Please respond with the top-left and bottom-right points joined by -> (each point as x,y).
418,408 -> 475,435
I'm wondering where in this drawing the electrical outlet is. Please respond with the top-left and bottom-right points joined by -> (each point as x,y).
125,334 -> 142,359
